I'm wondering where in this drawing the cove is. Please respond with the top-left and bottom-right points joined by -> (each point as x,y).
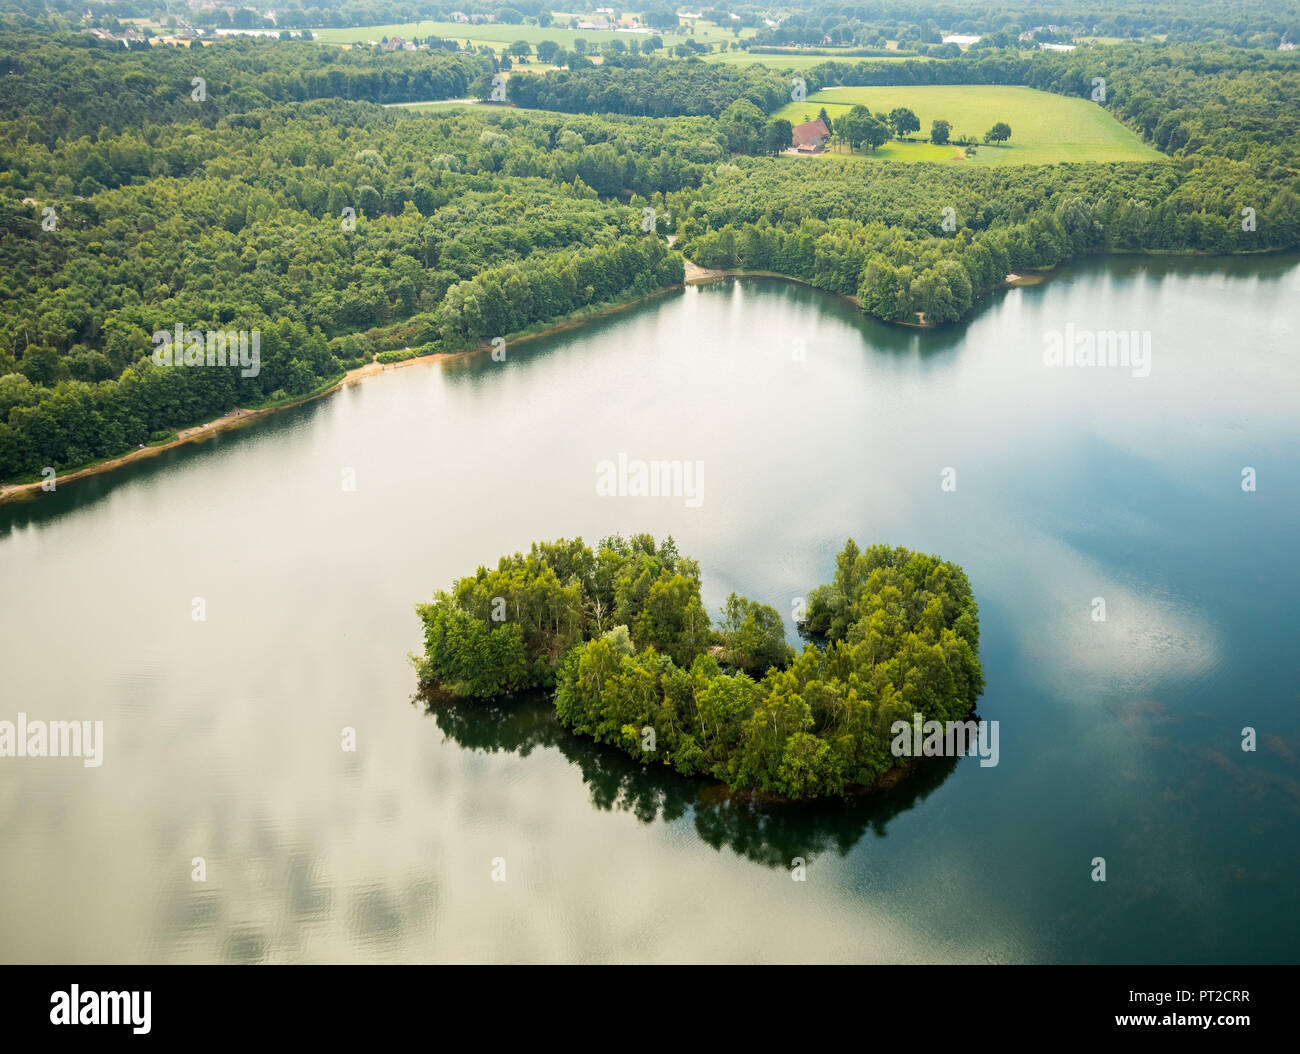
0,254 -> 1297,964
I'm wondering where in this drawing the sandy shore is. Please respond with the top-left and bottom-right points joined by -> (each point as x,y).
0,351 -> 457,504
683,258 -> 728,282
0,280 -> 685,505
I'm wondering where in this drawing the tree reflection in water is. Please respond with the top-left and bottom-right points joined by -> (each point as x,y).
416,689 -> 960,870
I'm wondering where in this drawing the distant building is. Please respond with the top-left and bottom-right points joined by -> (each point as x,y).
792,118 -> 831,154
1020,25 -> 1071,43
942,34 -> 980,46
382,35 -> 405,51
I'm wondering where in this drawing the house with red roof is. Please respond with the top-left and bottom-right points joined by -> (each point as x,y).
792,118 -> 830,154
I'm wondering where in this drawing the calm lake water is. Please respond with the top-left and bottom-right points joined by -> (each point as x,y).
1,256 -> 1297,964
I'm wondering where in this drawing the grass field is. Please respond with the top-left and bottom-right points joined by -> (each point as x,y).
772,85 -> 1161,165
1078,34 -> 1167,44
703,51 -> 934,68
310,19 -> 753,50
305,21 -> 954,71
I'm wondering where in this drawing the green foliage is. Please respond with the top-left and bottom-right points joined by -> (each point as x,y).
986,121 -> 1012,144
836,104 -> 892,151
889,107 -> 921,137
0,32 -> 490,141
3,29 -> 1297,481
507,57 -> 795,116
419,537 -> 984,800
0,81 -> 706,479
416,604 -> 530,697
556,538 -> 983,798
416,534 -> 711,695
763,117 -> 793,155
674,151 -> 1299,324
718,593 -> 794,676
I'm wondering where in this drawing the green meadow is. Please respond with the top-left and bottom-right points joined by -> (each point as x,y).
703,50 -> 934,68
772,85 -> 1162,165
307,22 -> 953,72
310,19 -> 754,50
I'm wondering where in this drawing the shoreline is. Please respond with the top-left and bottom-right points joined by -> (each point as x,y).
684,261 -> 866,310
0,350 -> 460,504
0,285 -> 680,506
683,260 -> 1052,320
3,250 -> 1287,504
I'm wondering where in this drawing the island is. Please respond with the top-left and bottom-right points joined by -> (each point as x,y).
415,535 -> 984,799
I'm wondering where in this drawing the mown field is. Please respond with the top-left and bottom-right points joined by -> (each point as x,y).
771,85 -> 1163,165
310,19 -> 754,49
703,50 -> 936,68
304,22 -> 955,72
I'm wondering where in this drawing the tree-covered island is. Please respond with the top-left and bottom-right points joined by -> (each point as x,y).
415,535 -> 984,799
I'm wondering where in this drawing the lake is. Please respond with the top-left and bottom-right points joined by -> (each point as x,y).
1,255 -> 1297,963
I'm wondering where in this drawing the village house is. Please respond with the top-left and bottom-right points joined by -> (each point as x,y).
791,118 -> 831,154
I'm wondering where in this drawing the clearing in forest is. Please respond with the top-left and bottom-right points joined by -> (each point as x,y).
772,84 -> 1162,164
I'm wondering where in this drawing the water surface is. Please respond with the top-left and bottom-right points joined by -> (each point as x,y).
1,255 -> 1297,963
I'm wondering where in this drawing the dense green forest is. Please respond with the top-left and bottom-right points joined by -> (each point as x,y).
504,45 -> 1299,323
0,35 -> 714,479
416,536 -> 984,799
671,156 -> 1296,321
0,31 -> 489,140
505,57 -> 793,116
1,22 -> 1297,484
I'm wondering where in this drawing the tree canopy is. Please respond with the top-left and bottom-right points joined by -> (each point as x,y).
417,537 -> 984,800
2,28 -> 1297,483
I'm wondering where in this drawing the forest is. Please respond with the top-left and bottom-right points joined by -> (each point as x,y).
0,41 -> 709,479
416,536 -> 984,799
0,29 -> 491,140
504,45 -> 1299,324
1,25 -> 1298,483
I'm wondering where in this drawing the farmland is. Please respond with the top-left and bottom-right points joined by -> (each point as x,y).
309,19 -> 755,50
772,85 -> 1163,164
703,50 -> 936,68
